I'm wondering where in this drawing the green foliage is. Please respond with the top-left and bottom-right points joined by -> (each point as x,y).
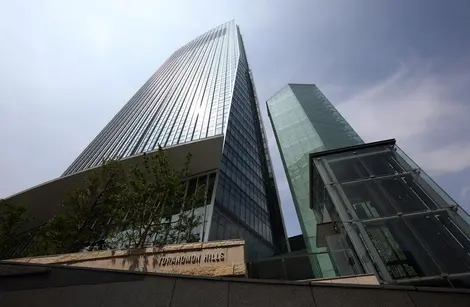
0,199 -> 29,257
30,148 -> 205,256
0,199 -> 28,237
33,160 -> 129,254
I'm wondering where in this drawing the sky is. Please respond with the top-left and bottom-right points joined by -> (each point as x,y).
1,0 -> 470,236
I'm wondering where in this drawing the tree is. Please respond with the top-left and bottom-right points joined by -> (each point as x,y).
111,150 -> 205,249
0,199 -> 29,258
30,148 -> 205,256
33,160 -> 128,255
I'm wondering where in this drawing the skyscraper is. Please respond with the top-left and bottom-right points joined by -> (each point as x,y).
63,21 -> 239,175
268,84 -> 470,287
266,84 -> 363,277
5,21 -> 287,261
69,20 -> 288,259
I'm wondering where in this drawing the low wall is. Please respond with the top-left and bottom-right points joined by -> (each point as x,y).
1,261 -> 469,307
9,239 -> 246,277
309,273 -> 379,285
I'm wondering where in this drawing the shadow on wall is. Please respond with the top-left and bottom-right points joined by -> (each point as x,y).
0,261 -> 469,307
7,240 -> 247,278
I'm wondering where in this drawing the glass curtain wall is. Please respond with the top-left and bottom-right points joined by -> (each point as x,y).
311,140 -> 470,287
267,84 -> 363,277
209,28 -> 280,261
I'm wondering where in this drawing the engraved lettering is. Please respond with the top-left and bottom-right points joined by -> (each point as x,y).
157,252 -> 225,267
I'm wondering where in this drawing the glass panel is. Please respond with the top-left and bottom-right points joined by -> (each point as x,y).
216,223 -> 225,240
192,175 -> 207,209
248,258 -> 286,280
325,234 -> 365,276
329,157 -> 369,183
186,178 -> 198,198
449,275 -> 470,288
363,218 -> 441,279
359,151 -> 406,177
284,256 -> 315,280
312,165 -> 338,223
206,173 -> 216,204
404,211 -> 470,275
342,174 -> 439,219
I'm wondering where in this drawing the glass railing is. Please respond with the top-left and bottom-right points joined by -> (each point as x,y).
247,250 -> 364,281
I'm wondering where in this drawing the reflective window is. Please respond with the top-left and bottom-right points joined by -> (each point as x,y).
342,175 -> 439,219
364,218 -> 441,279
404,212 -> 470,274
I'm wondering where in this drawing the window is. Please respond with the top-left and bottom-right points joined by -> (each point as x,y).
206,173 -> 216,204
186,177 -> 198,198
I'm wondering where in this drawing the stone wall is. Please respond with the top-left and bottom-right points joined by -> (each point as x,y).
9,239 -> 246,277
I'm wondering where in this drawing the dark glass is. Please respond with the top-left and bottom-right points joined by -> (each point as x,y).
404,212 -> 470,274
311,165 -> 339,223
363,218 -> 441,279
359,151 -> 405,176
329,157 -> 369,183
284,256 -> 315,280
186,178 -> 197,198
449,275 -> 470,288
206,173 -> 216,204
342,174 -> 438,219
216,223 -> 225,240
248,258 -> 286,280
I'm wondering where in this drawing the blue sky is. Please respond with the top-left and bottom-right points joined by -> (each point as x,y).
1,0 -> 470,235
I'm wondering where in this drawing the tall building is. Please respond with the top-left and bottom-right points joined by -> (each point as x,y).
267,83 -> 470,287
266,84 -> 363,277
5,20 -> 287,261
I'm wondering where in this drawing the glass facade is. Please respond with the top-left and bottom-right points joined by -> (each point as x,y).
311,140 -> 470,287
266,84 -> 363,277
209,29 -> 286,260
60,21 -> 287,261
63,21 -> 240,176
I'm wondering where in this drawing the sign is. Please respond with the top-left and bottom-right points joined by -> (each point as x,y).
14,239 -> 246,277
158,251 -> 225,267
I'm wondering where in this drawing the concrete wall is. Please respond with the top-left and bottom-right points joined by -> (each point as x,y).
310,273 -> 379,285
10,240 -> 246,277
0,261 -> 469,307
5,135 -> 223,230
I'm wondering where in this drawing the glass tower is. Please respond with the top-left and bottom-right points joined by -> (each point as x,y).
61,21 -> 287,260
63,22 -> 239,175
266,84 -> 363,277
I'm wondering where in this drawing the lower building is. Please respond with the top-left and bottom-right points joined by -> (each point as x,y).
309,139 -> 470,288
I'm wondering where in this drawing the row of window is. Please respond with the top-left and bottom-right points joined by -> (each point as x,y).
230,97 -> 260,142
210,209 -> 274,261
214,60 -> 274,242
221,155 -> 266,208
217,172 -> 270,224
68,26 -> 219,172
154,29 -> 230,147
222,145 -> 265,197
225,128 -> 263,172
227,115 -> 261,159
64,23 -> 238,175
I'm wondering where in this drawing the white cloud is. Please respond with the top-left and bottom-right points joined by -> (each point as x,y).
461,186 -> 470,199
335,59 -> 470,176
414,143 -> 470,176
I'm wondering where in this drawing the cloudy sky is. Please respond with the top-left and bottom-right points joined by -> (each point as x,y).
1,0 -> 469,235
